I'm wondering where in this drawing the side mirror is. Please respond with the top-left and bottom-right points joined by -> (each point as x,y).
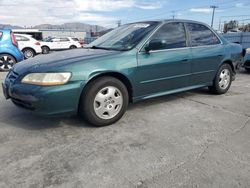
145,39 -> 164,52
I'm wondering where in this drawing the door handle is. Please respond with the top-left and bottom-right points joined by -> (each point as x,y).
181,59 -> 189,62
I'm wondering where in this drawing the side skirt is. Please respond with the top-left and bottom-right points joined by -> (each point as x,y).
132,83 -> 212,103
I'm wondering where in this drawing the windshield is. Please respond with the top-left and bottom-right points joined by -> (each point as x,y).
43,37 -> 54,42
87,21 -> 159,51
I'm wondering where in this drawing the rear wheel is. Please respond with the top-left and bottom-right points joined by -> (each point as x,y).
79,77 -> 129,126
209,64 -> 232,94
22,48 -> 35,59
0,54 -> 16,71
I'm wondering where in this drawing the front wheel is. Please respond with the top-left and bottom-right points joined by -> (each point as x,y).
70,45 -> 77,49
79,77 -> 129,126
209,64 -> 232,94
42,46 -> 50,54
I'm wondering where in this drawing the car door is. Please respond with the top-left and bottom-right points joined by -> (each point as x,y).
136,22 -> 192,98
59,38 -> 71,49
51,38 -> 61,49
186,23 -> 225,85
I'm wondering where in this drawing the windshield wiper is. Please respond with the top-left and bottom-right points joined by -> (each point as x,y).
86,46 -> 125,51
89,46 -> 112,50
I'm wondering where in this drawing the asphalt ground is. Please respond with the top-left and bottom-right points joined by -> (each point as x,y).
0,69 -> 249,188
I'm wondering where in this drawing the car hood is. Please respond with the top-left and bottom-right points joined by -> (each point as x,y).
13,48 -> 121,75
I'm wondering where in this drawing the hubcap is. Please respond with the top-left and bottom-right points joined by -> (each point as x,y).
0,55 -> 15,70
24,50 -> 34,58
219,69 -> 230,89
94,86 -> 123,120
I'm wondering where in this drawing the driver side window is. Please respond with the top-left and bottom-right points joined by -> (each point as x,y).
146,22 -> 187,51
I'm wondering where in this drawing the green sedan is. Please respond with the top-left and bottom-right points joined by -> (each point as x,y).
2,20 -> 243,126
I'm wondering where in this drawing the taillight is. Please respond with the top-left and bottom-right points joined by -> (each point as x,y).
10,32 -> 18,47
35,42 -> 40,45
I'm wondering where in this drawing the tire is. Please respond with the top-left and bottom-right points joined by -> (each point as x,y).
0,54 -> 17,71
70,45 -> 77,49
79,76 -> 129,126
42,46 -> 50,54
245,67 -> 250,72
209,64 -> 233,94
22,48 -> 35,59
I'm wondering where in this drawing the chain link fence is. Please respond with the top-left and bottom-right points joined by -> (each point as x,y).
222,32 -> 250,49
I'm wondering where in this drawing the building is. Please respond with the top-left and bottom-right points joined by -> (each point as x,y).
12,29 -> 43,40
13,29 -> 89,40
40,29 -> 88,39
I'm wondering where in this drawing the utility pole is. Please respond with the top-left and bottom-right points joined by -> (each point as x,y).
210,5 -> 218,28
117,20 -> 121,27
172,11 -> 175,19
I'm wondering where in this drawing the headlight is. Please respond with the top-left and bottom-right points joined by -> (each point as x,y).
246,48 -> 250,54
21,72 -> 71,86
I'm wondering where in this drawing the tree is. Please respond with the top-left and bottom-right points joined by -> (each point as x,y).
243,24 -> 250,32
223,20 -> 239,33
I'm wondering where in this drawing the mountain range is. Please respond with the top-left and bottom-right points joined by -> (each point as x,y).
0,22 -> 107,32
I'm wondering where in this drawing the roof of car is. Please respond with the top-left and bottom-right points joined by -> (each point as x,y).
0,29 -> 12,32
14,33 -> 32,37
133,19 -> 210,26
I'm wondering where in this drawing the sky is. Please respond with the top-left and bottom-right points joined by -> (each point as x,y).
0,0 -> 250,30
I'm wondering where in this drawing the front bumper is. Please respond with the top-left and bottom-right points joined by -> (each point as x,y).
3,74 -> 85,116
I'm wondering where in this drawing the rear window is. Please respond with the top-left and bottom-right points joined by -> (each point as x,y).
15,35 -> 29,41
187,23 -> 221,46
60,38 -> 70,42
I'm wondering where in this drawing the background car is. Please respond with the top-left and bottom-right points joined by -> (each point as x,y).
71,37 -> 84,47
0,29 -> 24,71
15,34 -> 42,59
243,48 -> 250,72
40,37 -> 82,54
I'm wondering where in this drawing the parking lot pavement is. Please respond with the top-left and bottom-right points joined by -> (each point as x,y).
0,70 -> 250,188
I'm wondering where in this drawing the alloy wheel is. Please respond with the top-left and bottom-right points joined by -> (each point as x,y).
0,55 -> 16,71
24,49 -> 34,59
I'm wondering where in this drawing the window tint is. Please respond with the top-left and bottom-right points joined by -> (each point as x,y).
15,35 -> 29,41
187,23 -> 220,46
147,22 -> 187,50
0,32 -> 2,40
60,38 -> 70,42
72,38 -> 79,41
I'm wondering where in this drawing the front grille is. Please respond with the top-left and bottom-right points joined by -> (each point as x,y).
8,70 -> 19,84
